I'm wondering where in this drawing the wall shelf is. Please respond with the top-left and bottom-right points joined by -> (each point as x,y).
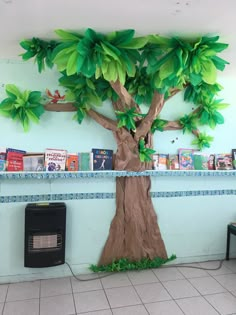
1,170 -> 236,180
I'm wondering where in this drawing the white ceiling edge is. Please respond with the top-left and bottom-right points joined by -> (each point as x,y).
0,0 -> 235,74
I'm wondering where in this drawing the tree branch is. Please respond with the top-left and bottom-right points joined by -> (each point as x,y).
192,129 -> 200,137
44,102 -> 77,112
164,83 -> 189,102
134,91 -> 164,141
163,120 -> 183,131
87,108 -> 118,132
110,80 -> 141,113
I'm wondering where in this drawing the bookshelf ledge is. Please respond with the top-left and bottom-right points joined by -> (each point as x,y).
1,170 -> 236,180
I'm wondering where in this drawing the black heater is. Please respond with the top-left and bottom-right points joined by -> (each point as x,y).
24,202 -> 66,268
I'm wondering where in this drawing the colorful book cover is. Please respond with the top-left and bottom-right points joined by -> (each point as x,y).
92,148 -> 113,171
207,154 -> 215,170
23,154 -> 45,171
158,154 -> 168,170
152,154 -> 159,170
44,148 -> 67,171
193,152 -> 208,170
78,152 -> 93,171
0,147 -> 6,171
168,154 -> 180,170
215,153 -> 233,170
232,149 -> 236,169
6,148 -> 26,171
66,153 -> 79,171
178,148 -> 194,170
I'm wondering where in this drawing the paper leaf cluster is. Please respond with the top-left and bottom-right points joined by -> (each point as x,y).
2,29 -> 230,154
0,84 -> 44,131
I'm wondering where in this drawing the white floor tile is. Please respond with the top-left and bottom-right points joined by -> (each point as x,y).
176,296 -> 219,315
214,273 -> 236,291
162,279 -> 200,299
40,294 -> 75,315
40,277 -> 72,297
199,260 -> 233,276
145,300 -> 184,315
101,273 -> 131,289
71,276 -> 102,293
134,282 -> 171,303
112,304 -> 149,315
189,276 -> 227,295
223,259 -> 236,272
153,267 -> 185,282
177,263 -> 209,278
6,281 -> 40,302
0,302 -> 4,314
0,284 -> 8,303
205,292 -> 236,315
105,286 -> 141,308
74,289 -> 110,313
3,298 -> 39,315
127,270 -> 159,285
78,310 -> 112,315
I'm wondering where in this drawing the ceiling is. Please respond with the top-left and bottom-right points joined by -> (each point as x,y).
0,0 -> 235,73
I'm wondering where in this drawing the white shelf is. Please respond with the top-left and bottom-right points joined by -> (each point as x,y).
1,170 -> 236,180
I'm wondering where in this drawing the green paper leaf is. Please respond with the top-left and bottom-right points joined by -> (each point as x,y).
55,29 -> 81,41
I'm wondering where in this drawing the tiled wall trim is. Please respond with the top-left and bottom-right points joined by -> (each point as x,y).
1,189 -> 236,203
1,170 -> 236,180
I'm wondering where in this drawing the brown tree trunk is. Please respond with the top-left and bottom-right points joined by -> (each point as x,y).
98,128 -> 167,265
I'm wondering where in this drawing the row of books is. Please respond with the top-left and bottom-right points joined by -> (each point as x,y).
152,149 -> 236,171
0,148 -> 113,172
1,146 -> 236,172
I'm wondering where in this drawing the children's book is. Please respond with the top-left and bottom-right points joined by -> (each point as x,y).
66,153 -> 79,171
78,152 -> 93,171
215,153 -> 233,170
6,148 -> 26,171
44,148 -> 67,171
152,154 -> 159,170
168,154 -> 179,170
178,148 -> 194,170
23,153 -> 45,171
158,154 -> 168,170
92,148 -> 113,171
232,149 -> 236,169
0,147 -> 6,171
193,152 -> 208,170
207,154 -> 215,170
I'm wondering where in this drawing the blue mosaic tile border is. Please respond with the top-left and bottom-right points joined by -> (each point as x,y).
1,190 -> 236,203
1,170 -> 236,180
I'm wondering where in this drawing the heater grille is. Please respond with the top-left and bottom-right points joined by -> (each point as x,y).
28,233 -> 63,252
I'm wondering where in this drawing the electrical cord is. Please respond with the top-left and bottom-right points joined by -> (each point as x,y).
65,262 -> 112,281
65,259 -> 225,282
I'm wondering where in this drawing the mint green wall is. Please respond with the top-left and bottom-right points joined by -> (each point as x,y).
0,60 -> 236,283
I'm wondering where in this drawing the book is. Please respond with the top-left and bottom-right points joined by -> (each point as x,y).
207,154 -> 215,170
78,152 -> 93,171
178,148 -> 194,170
6,148 -> 26,171
168,154 -> 179,170
92,148 -> 113,171
152,154 -> 159,170
66,153 -> 79,171
23,153 -> 45,171
158,154 -> 168,170
193,152 -> 208,170
0,147 -> 6,171
44,148 -> 67,171
215,153 -> 233,170
232,149 -> 236,169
